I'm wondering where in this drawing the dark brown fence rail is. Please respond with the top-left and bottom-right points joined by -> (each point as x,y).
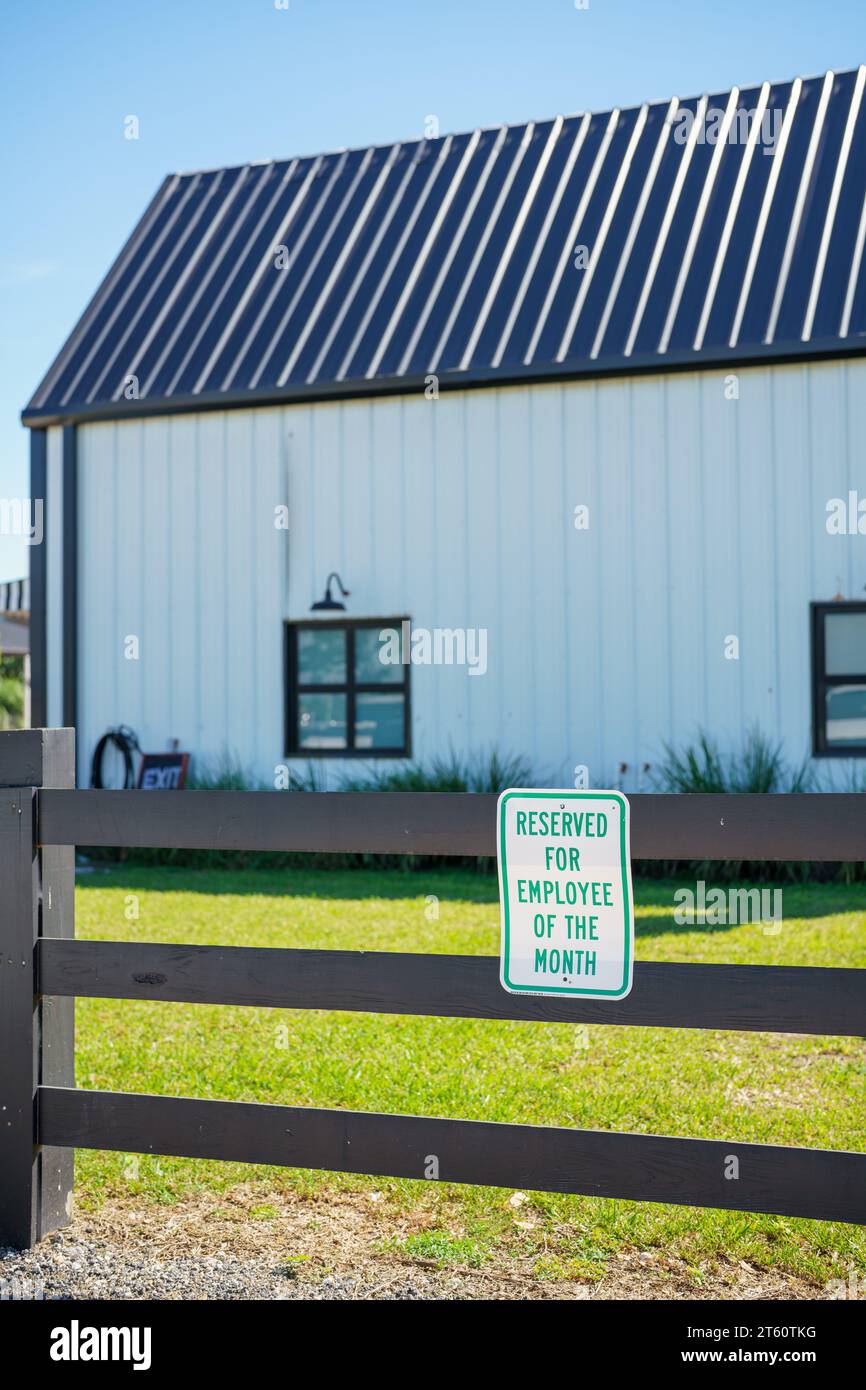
1,727 -> 864,1251
38,1088 -> 866,1225
37,786 -> 866,859
38,940 -> 866,1037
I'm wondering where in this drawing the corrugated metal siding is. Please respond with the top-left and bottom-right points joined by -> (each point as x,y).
29,69 -> 866,422
46,426 -> 64,729
75,359 -> 866,788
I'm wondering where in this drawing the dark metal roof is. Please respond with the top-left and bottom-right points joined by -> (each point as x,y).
24,67 -> 866,425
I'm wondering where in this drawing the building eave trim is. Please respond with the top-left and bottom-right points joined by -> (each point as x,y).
20,336 -> 866,429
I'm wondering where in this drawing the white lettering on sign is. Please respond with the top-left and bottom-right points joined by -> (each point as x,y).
497,789 -> 634,1000
140,766 -> 184,790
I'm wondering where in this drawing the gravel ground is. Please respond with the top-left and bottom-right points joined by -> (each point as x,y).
0,1189 -> 825,1302
0,1232 -> 469,1300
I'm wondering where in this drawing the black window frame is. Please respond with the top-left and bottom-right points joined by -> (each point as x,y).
284,617 -> 411,758
811,601 -> 866,758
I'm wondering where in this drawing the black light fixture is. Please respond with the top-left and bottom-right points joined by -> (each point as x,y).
311,571 -> 350,612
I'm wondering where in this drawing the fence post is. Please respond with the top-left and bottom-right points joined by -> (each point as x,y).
0,727 -> 75,1249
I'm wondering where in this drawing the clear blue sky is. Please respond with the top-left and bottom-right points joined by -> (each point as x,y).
1,0 -> 863,579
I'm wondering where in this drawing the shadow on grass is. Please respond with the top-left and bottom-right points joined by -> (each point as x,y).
74,864 -> 866,926
76,863 -> 501,903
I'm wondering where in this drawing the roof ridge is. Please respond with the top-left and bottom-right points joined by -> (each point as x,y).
170,67 -> 856,177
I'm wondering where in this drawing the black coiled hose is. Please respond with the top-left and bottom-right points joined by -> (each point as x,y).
89,725 -> 141,789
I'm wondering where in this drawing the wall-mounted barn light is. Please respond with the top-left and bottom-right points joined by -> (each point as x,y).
311,572 -> 350,612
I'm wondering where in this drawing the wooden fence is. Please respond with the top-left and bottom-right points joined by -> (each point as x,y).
1,726 -> 864,1249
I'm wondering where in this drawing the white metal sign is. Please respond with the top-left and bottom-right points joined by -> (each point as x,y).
497,789 -> 634,1000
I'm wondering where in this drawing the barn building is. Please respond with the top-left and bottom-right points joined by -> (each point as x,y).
22,67 -> 866,789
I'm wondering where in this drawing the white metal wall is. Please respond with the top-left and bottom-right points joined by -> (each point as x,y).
46,425 -> 64,730
75,358 -> 866,789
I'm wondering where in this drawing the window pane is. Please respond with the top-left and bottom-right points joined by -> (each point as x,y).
825,684 -> 866,746
298,628 -> 346,684
355,625 -> 404,684
825,612 -> 866,676
355,692 -> 405,750
298,693 -> 347,749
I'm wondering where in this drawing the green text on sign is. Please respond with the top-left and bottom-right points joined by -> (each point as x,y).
497,789 -> 634,1000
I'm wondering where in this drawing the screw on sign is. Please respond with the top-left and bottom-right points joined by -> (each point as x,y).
497,788 -> 634,1000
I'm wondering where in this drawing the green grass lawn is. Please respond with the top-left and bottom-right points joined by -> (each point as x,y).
73,866 -> 866,1286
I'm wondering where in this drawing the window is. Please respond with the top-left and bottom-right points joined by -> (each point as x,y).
285,619 -> 410,757
811,602 -> 866,756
